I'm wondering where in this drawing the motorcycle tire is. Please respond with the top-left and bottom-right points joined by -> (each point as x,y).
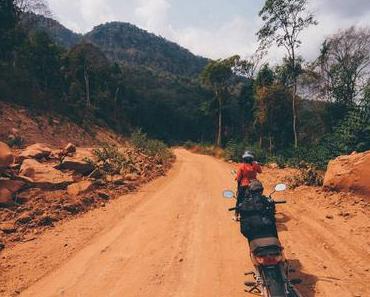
261,265 -> 287,297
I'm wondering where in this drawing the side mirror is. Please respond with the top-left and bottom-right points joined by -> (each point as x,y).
223,190 -> 235,199
274,183 -> 287,192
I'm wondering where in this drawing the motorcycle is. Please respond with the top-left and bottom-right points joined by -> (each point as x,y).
223,183 -> 303,297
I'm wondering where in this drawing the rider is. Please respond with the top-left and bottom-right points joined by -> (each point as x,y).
238,180 -> 278,242
234,151 -> 262,220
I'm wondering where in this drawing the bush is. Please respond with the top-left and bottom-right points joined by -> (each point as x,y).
286,161 -> 324,188
88,143 -> 136,178
130,129 -> 172,161
7,135 -> 25,148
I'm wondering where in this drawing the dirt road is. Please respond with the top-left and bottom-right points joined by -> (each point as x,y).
1,149 -> 369,297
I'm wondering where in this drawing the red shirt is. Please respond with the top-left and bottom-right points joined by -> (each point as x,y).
236,162 -> 262,187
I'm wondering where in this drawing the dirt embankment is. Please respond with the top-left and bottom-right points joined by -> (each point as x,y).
0,101 -> 121,147
0,149 -> 368,297
0,102 -> 174,254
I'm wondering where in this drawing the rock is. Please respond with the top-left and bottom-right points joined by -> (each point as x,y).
16,212 -> 33,224
325,215 -> 334,219
0,142 -> 14,168
323,151 -> 370,195
97,191 -> 110,200
19,143 -> 52,161
59,148 -> 95,175
107,175 -> 125,185
0,180 -> 25,193
67,180 -> 94,196
64,143 -> 76,154
125,173 -> 139,182
0,222 -> 16,234
0,188 -> 13,204
20,159 -> 73,189
0,241 -> 4,251
37,214 -> 56,226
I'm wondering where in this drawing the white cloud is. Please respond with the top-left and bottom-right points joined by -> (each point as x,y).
134,0 -> 171,34
47,0 -> 370,61
172,16 -> 258,59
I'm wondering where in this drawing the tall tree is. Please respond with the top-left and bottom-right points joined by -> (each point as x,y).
257,0 -> 317,147
0,0 -> 18,60
200,56 -> 237,146
315,27 -> 370,124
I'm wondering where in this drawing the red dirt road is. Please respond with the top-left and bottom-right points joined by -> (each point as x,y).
1,149 -> 369,297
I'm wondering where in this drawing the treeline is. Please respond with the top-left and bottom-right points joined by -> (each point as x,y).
198,0 -> 370,168
1,0 -> 369,169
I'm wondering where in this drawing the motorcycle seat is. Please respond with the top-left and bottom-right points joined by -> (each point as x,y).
249,237 -> 282,253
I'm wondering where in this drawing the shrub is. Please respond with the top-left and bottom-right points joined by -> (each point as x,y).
130,129 -> 172,161
88,143 -> 136,178
286,161 -> 324,188
7,135 -> 25,148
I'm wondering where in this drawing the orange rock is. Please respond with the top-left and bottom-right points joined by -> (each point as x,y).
20,159 -> 73,189
0,142 -> 14,168
19,143 -> 52,161
323,150 -> 370,195
0,188 -> 12,204
67,180 -> 94,196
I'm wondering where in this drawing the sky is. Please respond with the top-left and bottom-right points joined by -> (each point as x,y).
47,0 -> 370,62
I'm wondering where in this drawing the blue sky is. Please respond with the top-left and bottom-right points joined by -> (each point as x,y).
47,0 -> 370,61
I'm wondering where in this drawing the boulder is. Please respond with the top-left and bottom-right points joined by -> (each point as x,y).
20,159 -> 73,189
67,180 -> 94,196
0,142 -> 14,168
64,143 -> 76,154
323,150 -> 370,195
0,180 -> 25,204
59,148 -> 95,175
19,143 -> 52,161
0,180 -> 25,193
0,188 -> 12,204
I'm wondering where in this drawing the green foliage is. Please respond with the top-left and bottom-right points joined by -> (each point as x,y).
91,144 -> 135,177
6,135 -> 25,148
130,129 -> 172,161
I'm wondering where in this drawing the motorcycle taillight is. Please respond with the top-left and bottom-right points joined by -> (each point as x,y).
255,254 -> 282,266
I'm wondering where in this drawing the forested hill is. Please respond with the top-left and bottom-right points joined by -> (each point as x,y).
85,22 -> 208,77
27,15 -> 208,77
23,13 -> 81,48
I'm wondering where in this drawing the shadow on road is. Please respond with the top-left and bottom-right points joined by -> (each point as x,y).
289,259 -> 319,297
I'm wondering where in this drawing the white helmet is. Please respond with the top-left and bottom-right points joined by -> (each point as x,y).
242,151 -> 254,163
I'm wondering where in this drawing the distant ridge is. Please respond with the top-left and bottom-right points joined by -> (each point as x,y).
26,15 -> 208,77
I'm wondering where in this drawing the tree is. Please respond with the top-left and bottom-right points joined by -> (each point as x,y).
15,0 -> 51,17
257,0 -> 317,147
200,56 -> 237,146
0,0 -> 18,60
313,27 -> 370,125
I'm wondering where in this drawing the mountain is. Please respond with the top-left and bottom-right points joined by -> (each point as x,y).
22,13 -> 81,48
84,22 -> 208,77
25,16 -> 208,77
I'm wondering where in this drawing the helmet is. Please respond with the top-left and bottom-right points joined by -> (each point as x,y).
249,180 -> 264,194
242,151 -> 254,163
